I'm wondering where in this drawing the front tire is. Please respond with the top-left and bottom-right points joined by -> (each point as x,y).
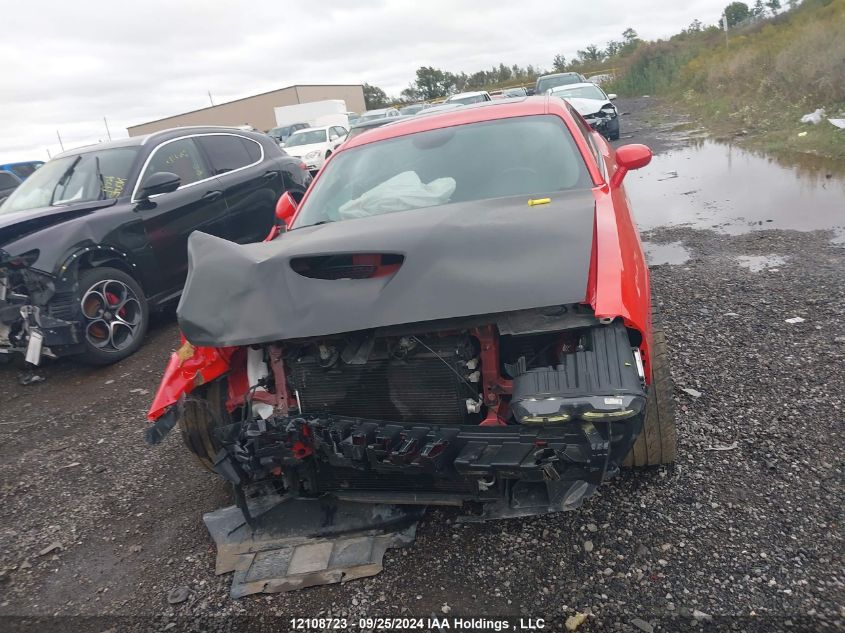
623,304 -> 677,467
77,267 -> 148,365
178,378 -> 231,472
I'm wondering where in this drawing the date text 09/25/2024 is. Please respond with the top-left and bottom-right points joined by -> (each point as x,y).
289,617 -> 547,631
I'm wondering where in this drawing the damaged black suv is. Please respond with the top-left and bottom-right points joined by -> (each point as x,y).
0,127 -> 311,365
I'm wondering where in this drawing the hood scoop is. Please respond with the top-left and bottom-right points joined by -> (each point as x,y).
291,253 -> 404,280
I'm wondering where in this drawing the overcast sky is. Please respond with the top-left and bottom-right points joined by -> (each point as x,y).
0,0 -> 729,164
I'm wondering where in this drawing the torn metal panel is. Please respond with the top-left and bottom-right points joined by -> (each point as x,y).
203,495 -> 423,597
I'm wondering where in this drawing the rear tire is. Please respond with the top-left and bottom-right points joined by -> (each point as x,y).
178,378 -> 230,472
77,267 -> 148,365
623,302 -> 677,467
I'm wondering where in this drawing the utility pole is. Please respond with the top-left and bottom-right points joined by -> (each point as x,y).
56,130 -> 65,152
103,117 -> 112,140
723,12 -> 729,48
208,91 -> 215,107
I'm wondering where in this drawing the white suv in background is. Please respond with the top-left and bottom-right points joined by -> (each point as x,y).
283,125 -> 348,171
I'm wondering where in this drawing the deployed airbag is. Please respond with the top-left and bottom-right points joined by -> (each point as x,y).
339,171 -> 456,219
177,190 -> 597,347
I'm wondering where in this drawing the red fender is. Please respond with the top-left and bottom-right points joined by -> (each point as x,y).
146,337 -> 237,420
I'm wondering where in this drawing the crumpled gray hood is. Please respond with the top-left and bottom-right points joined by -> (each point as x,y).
177,190 -> 596,347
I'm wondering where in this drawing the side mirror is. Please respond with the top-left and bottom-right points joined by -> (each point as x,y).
274,190 -> 298,226
329,134 -> 339,141
607,93 -> 617,100
610,144 -> 652,188
138,171 -> 180,200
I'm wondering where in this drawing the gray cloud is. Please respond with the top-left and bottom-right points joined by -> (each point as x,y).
0,0 -> 727,163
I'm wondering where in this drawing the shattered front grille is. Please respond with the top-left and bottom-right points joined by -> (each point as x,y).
289,355 -> 474,425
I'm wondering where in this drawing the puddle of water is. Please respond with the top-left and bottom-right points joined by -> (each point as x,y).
736,254 -> 788,272
642,241 -> 691,265
626,140 -> 845,236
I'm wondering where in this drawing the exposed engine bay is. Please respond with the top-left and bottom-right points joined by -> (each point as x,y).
180,304 -> 649,520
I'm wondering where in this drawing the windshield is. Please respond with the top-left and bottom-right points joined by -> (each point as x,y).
552,85 -> 606,100
294,115 -> 591,228
285,129 -> 327,147
269,126 -> 292,138
359,111 -> 392,122
347,123 -> 389,140
537,75 -> 580,93
399,104 -> 426,115
447,94 -> 486,105
0,148 -> 139,215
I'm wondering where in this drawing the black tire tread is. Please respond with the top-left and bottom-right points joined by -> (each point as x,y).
178,379 -> 228,472
623,301 -> 677,467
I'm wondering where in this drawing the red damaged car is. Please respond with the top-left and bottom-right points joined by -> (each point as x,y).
147,96 -> 676,520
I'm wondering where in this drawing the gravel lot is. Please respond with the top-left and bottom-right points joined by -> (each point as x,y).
1,98 -> 843,632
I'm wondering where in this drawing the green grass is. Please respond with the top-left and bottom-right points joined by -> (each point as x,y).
608,0 -> 845,160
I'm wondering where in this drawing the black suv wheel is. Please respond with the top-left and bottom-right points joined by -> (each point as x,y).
77,267 -> 149,365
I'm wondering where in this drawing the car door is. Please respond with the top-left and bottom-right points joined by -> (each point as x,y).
195,133 -> 282,244
135,136 -> 230,297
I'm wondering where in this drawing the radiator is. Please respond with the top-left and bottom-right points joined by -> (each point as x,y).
288,345 -> 477,425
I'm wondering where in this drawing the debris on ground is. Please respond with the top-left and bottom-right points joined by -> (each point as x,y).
38,542 -> 62,557
681,387 -> 702,398
565,612 -> 589,630
167,586 -> 190,604
204,495 -> 424,597
631,617 -> 654,633
827,118 -> 845,129
705,441 -> 739,451
785,316 -> 806,324
800,108 -> 825,124
17,372 -> 45,386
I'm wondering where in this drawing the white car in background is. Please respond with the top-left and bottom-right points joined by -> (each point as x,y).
549,82 -> 620,140
358,107 -> 401,122
444,91 -> 492,105
283,125 -> 348,171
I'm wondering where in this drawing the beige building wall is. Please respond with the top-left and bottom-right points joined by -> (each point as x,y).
127,85 -> 365,137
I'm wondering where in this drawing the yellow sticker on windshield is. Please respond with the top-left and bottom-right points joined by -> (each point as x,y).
101,176 -> 126,198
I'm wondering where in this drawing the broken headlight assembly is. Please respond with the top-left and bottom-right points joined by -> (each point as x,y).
512,390 -> 645,424
508,324 -> 646,425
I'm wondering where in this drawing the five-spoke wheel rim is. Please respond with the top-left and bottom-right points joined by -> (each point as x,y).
80,280 -> 142,352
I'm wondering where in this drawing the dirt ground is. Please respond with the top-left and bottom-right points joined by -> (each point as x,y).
1,99 -> 843,633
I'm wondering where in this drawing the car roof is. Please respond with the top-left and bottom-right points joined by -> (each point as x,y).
0,161 -> 44,168
351,115 -> 412,130
52,126 -> 265,159
290,126 -> 331,134
363,107 -> 396,114
341,96 -> 573,152
447,91 -> 488,98
537,72 -> 582,79
551,82 -> 603,91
